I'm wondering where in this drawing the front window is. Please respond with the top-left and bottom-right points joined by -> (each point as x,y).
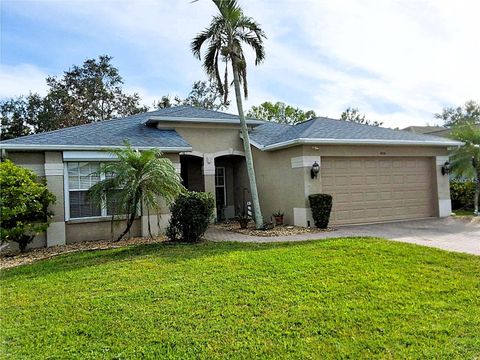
66,162 -> 122,219
68,162 -> 101,218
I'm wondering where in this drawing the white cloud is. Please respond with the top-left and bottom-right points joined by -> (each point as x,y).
241,0 -> 480,127
0,64 -> 48,98
2,0 -> 479,128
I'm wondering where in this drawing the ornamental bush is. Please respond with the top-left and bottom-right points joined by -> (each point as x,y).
308,193 -> 333,229
166,191 -> 215,242
450,179 -> 475,210
0,160 -> 56,252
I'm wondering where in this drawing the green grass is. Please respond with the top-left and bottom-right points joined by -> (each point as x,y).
453,209 -> 476,216
1,238 -> 479,359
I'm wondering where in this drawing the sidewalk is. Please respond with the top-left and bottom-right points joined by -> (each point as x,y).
204,217 -> 480,255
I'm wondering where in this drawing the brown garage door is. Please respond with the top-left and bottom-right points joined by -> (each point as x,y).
322,157 -> 436,225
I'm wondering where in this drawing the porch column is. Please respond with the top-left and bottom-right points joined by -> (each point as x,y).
291,155 -> 321,227
203,153 -> 217,220
44,152 -> 66,246
436,156 -> 452,217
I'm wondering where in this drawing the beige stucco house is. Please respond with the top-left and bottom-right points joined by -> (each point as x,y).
0,106 -> 462,249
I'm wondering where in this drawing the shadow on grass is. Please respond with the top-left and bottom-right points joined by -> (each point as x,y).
2,238 -> 359,280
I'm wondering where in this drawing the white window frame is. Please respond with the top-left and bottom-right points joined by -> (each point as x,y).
215,166 -> 227,207
64,161 -> 110,221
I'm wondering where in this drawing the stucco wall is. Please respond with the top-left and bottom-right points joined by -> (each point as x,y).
253,144 -> 451,226
166,123 -> 245,153
66,219 -> 141,244
252,146 -> 305,224
7,151 -> 45,176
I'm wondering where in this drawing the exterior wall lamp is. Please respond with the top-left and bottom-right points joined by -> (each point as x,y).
311,161 -> 320,179
441,161 -> 451,176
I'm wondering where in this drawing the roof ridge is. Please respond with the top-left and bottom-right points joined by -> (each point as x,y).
164,104 -> 241,118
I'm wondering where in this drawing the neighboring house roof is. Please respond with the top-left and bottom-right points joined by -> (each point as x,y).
402,125 -> 453,138
0,112 -> 192,151
249,117 -> 463,150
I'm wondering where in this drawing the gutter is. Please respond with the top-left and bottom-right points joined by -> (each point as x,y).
0,144 -> 193,152
245,137 -> 464,151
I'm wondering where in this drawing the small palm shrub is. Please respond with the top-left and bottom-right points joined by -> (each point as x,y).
0,160 -> 56,252
308,193 -> 333,229
167,192 -> 215,242
88,143 -> 184,241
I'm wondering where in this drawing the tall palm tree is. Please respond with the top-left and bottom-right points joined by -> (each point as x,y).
88,143 -> 184,241
450,122 -> 480,215
192,0 -> 266,228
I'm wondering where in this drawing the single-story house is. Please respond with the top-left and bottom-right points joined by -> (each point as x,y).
0,105 -> 462,248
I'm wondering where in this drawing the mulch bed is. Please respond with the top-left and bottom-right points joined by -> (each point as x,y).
215,221 -> 336,237
0,236 -> 166,270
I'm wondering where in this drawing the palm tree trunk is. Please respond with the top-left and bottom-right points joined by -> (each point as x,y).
117,211 -> 136,241
475,169 -> 480,216
231,59 -> 263,229
117,197 -> 139,241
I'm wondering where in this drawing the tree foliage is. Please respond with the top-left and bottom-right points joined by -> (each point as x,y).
247,101 -> 316,124
449,121 -> 480,215
153,95 -> 183,109
0,55 -> 148,140
450,179 -> 476,210
88,143 -> 184,241
340,107 -> 382,127
191,0 -> 266,228
154,80 -> 229,111
0,160 -> 56,252
435,100 -> 480,128
183,80 -> 229,110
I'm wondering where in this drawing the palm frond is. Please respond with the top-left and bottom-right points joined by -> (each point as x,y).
87,142 -> 184,220
192,0 -> 266,103
238,32 -> 266,65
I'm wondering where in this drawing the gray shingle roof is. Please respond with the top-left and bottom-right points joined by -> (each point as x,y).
144,105 -> 263,124
0,106 -> 462,151
0,111 -> 192,151
0,105 -> 265,150
249,117 -> 463,149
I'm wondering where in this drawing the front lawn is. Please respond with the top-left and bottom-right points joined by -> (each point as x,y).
453,209 -> 476,216
1,238 -> 479,359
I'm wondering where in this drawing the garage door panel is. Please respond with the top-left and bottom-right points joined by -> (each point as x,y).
322,157 -> 435,225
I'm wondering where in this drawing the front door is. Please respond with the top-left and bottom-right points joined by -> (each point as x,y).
215,167 -> 226,220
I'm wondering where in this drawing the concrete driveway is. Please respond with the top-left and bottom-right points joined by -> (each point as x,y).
205,217 -> 480,255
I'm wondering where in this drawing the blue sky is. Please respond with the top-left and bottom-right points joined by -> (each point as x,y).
1,0 -> 479,128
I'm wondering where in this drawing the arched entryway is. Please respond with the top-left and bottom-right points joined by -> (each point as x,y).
180,154 -> 205,192
214,154 -> 250,221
